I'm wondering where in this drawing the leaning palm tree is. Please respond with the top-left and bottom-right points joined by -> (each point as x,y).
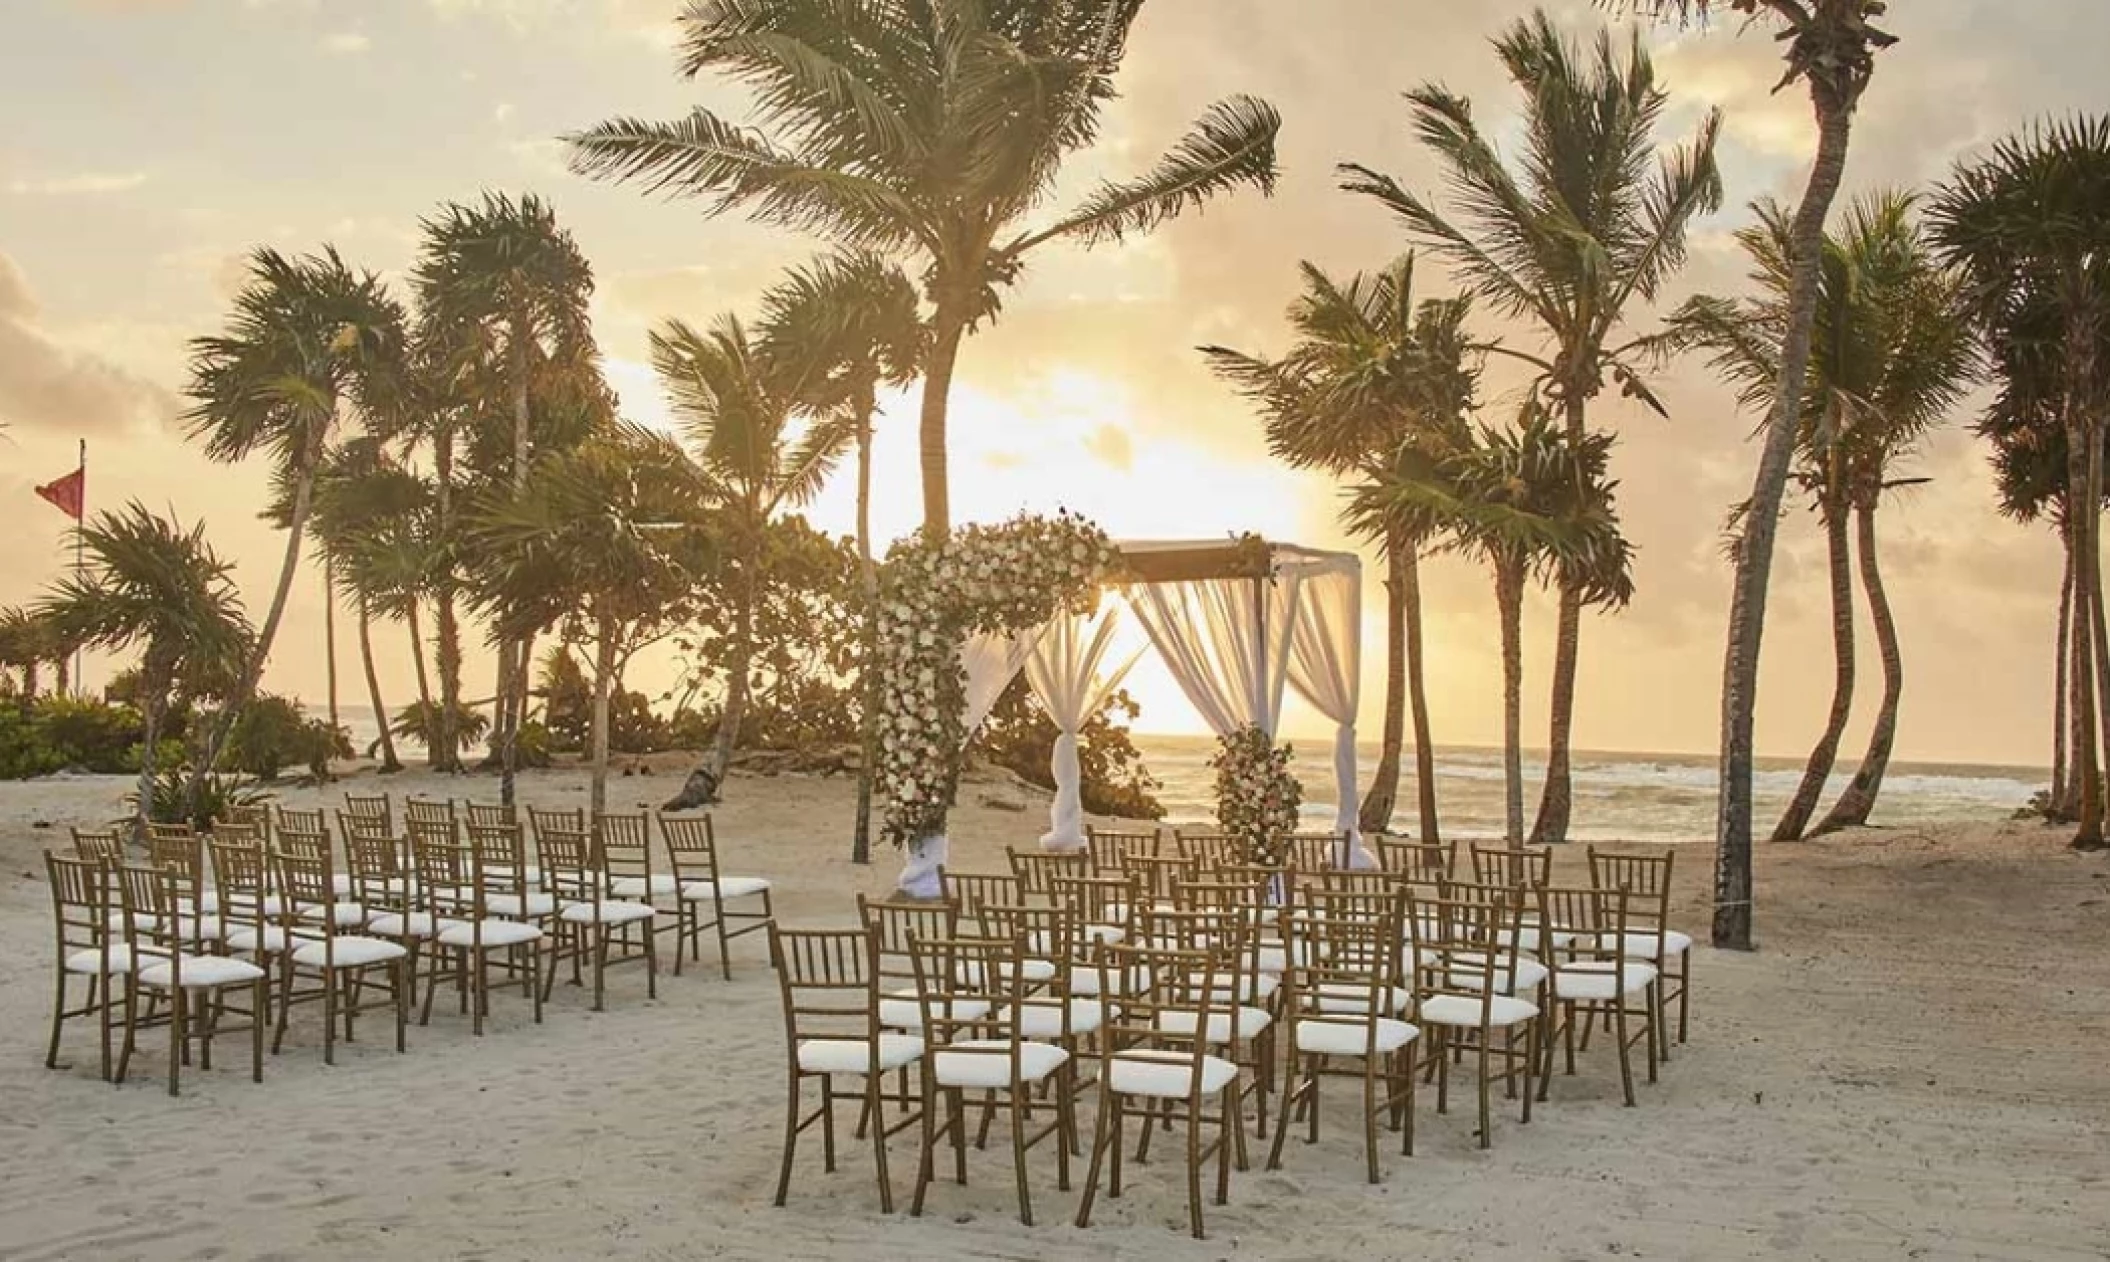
183,247 -> 405,796
37,505 -> 253,840
755,252 -> 927,863
1203,257 -> 1478,844
1341,9 -> 1721,845
654,313 -> 853,790
1668,192 -> 1976,839
414,192 -> 601,805
467,428 -> 713,815
1609,0 -> 1898,947
567,0 -> 1280,534
1929,116 -> 2110,852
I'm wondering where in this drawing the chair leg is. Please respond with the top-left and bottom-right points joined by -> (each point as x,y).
272,956 -> 295,1054
716,899 -> 734,982
115,976 -> 137,1087
252,976 -> 266,1083
1009,1089 -> 1033,1227
166,988 -> 184,1098
394,958 -> 408,1053
1614,999 -> 1636,1107
870,1074 -> 896,1215
1476,1037 -> 1492,1150
1266,1047 -> 1298,1170
1074,1086 -> 1113,1229
1520,1020 -> 1536,1125
912,1072 -> 938,1217
1184,1094 -> 1205,1240
1400,1039 -> 1418,1154
1363,1059 -> 1382,1183
774,1073 -> 801,1208
1678,951 -> 1692,1044
820,1076 -> 838,1173
323,967 -> 338,1067
592,928 -> 607,1013
645,917 -> 659,1000
1215,1085 -> 1234,1208
1643,985 -> 1659,1085
45,969 -> 67,1070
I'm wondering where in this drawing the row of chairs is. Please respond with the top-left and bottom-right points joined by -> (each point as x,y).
772,847 -> 1690,1240
45,798 -> 773,1095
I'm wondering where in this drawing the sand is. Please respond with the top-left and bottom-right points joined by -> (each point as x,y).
1,759 -> 2106,1261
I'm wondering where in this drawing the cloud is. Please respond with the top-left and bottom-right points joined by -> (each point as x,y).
321,31 -> 371,54
0,252 -> 180,435
1083,423 -> 1134,472
6,172 -> 147,196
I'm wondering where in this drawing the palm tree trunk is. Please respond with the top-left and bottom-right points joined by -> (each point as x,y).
406,600 -> 434,715
24,661 -> 39,700
357,594 -> 402,773
1358,529 -> 1409,835
1774,500 -> 1856,840
1496,554 -> 1526,846
1712,89 -> 1857,950
590,613 -> 616,818
323,559 -> 340,733
433,414 -> 462,772
708,545 -> 760,786
1813,502 -> 1899,834
194,425 -> 326,800
54,655 -> 69,699
852,379 -> 879,865
1403,541 -> 1440,846
2064,404 -> 2103,848
2052,539 -> 2072,812
918,301 -> 969,535
1531,584 -> 1581,844
499,319 -> 531,807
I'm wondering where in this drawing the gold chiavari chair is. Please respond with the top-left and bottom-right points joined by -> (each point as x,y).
907,932 -> 1077,1226
342,791 -> 393,836
1171,829 -> 1241,870
1267,885 -> 1420,1183
1048,872 -> 1138,946
222,802 -> 273,846
1587,847 -> 1691,1049
44,851 -> 127,1081
1375,833 -> 1452,878
1470,842 -> 1553,889
1005,847 -> 1087,902
71,825 -> 126,864
769,924 -> 923,1213
1285,830 -> 1351,875
276,806 -> 327,840
1073,939 -> 1241,1241
113,860 -> 267,1096
858,894 -> 970,1034
464,801 -> 517,830
1414,892 -> 1540,1148
539,822 -> 657,1011
1536,884 -> 1656,1107
1134,905 -> 1273,1157
663,815 -> 773,980
408,826 -> 544,1035
271,845 -> 410,1064
936,870 -> 1022,935
403,797 -> 456,837
1085,825 -> 1159,874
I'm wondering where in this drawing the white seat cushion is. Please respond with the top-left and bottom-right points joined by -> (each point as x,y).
1603,929 -> 1692,958
678,876 -> 771,901
1107,1049 -> 1239,1098
559,899 -> 657,926
934,1039 -> 1069,1089
63,944 -> 142,974
608,874 -> 680,899
292,935 -> 409,968
1018,998 -> 1106,1039
1551,961 -> 1658,1002
1082,922 -> 1126,945
1295,1016 -> 1419,1056
1497,924 -> 1577,955
1068,963 -> 1151,997
366,912 -> 467,940
482,891 -> 557,918
224,925 -> 295,953
877,991 -> 991,1031
1314,982 -> 1414,1016
1156,1005 -> 1274,1044
959,958 -> 1057,986
1185,970 -> 1280,1005
1419,992 -> 1540,1029
798,1034 -> 923,1075
297,901 -> 370,928
175,892 -> 221,916
1445,955 -> 1550,994
437,919 -> 543,949
137,955 -> 267,989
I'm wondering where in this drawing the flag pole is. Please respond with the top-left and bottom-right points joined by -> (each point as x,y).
73,439 -> 85,699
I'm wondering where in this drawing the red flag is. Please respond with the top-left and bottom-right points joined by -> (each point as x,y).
35,467 -> 84,520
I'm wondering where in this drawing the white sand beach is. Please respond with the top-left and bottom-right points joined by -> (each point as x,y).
1,763 -> 2106,1261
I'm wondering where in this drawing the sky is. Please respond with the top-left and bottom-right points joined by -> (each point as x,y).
0,0 -> 2098,769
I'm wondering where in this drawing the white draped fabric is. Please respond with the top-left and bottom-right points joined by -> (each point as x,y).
1124,576 -> 1296,737
1284,564 -> 1374,868
1026,605 -> 1144,851
899,629 -> 1046,899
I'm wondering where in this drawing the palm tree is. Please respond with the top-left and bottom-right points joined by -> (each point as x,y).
567,0 -> 1280,534
1367,407 -> 1634,841
653,313 -> 852,790
0,607 -> 58,698
467,428 -> 713,815
1340,9 -> 1721,846
1668,193 -> 1977,839
1609,0 -> 1898,948
37,505 -> 252,839
754,252 -> 927,863
1929,117 -> 2110,851
414,193 -> 601,805
183,246 -> 406,796
1203,257 -> 1478,845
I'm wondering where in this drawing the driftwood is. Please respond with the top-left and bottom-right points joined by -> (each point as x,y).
660,766 -> 721,812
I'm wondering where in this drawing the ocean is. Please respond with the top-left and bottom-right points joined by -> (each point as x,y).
1127,733 -> 2045,842
320,707 -> 2043,842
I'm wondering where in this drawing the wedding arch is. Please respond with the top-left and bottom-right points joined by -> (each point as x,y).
878,518 -> 1369,898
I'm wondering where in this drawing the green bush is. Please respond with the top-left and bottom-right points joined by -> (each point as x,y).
390,699 -> 491,755
134,765 -> 267,832
0,695 -> 148,778
514,720 -> 555,769
222,694 -> 352,781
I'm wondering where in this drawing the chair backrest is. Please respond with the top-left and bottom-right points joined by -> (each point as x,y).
274,845 -> 347,963
71,826 -> 126,864
404,797 -> 457,833
857,894 -> 959,999
1375,835 -> 1450,878
662,814 -> 721,890
537,824 -> 602,907
1415,893 -> 1524,1027
1124,852 -> 1198,906
146,822 -> 194,844
770,924 -> 882,1058
1537,883 -> 1632,989
937,870 -> 1022,932
276,806 -> 327,838
1287,831 -> 1349,874
464,801 -> 516,829
527,804 -> 585,841
208,836 -> 271,939
597,811 -> 654,892
343,827 -> 409,913
909,933 -> 1034,1066
222,802 -> 273,844
275,826 -> 332,867
1048,872 -> 1137,936
1006,847 -> 1087,898
146,830 -> 215,941
45,851 -> 107,964
1134,906 -> 1257,1022
1086,826 -> 1159,873
343,791 -> 392,834
1278,886 -> 1407,1046
1171,829 -> 1241,870
1587,847 -> 1672,953
1470,843 -> 1552,889
409,827 -> 477,919
112,860 -> 182,972
979,901 -> 1079,967
465,822 -> 534,902
1088,939 -> 1226,1095
335,808 -> 394,848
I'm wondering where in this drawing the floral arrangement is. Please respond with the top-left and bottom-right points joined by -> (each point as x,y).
875,511 -> 1123,849
1210,723 -> 1301,866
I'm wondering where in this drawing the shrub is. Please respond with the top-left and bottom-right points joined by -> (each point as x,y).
222,694 -> 351,781
134,765 -> 268,832
514,720 -> 555,769
390,699 -> 492,755
0,695 -> 148,778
